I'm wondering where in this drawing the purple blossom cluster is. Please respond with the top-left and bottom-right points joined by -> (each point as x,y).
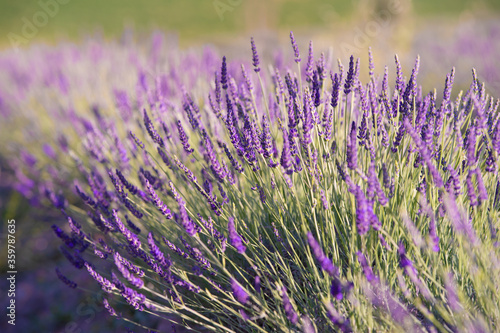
1,31 -> 499,332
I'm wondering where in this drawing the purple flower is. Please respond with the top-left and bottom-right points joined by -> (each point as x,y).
325,302 -> 352,332
85,262 -> 115,293
179,236 -> 211,271
144,179 -> 172,218
447,166 -> 461,196
143,110 -> 165,147
239,309 -> 249,321
147,232 -> 170,269
427,211 -> 440,252
305,41 -> 314,82
182,93 -> 201,130
21,150 -> 37,168
250,37 -> 260,73
391,123 -> 406,153
441,68 -> 455,110
125,215 -> 141,234
289,31 -> 301,63
344,55 -> 355,96
115,251 -> 145,277
98,239 -> 114,254
222,143 -> 244,173
402,214 -> 424,248
357,114 -> 367,147
280,129 -> 294,175
475,168 -> 488,205
312,70 -> 321,107
306,232 -> 339,277
282,287 -> 299,324
163,237 -> 189,259
220,56 -> 228,90
466,170 -> 478,207
330,279 -> 344,303
43,144 -> 57,159
55,268 -> 77,288
346,121 -> 358,170
260,115 -> 273,158
231,278 -> 249,304
444,272 -> 461,312
60,247 -> 84,269
302,88 -> 314,145
228,217 -> 246,254
404,119 -> 444,187
129,131 -> 145,149
356,251 -> 377,282
113,209 -> 142,251
176,120 -> 194,155
93,245 -> 108,260
443,193 -> 478,245
367,161 -> 388,206
285,73 -> 298,99
169,182 -> 197,236
466,124 -> 477,166
354,186 -> 370,235
485,149 -> 495,173
398,242 -> 417,276
115,169 -> 139,196
320,189 -> 329,209
255,275 -> 261,293
114,252 -> 144,288
103,299 -> 119,317
52,224 -> 76,248
394,54 -> 404,92
330,73 -> 340,109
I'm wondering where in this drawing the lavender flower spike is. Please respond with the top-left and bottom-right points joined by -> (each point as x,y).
84,262 -> 115,293
354,186 -> 370,235
398,242 -> 417,276
221,56 -> 228,90
344,55 -> 355,96
143,110 -> 165,147
176,120 -> 194,155
114,252 -> 144,289
129,131 -> 145,149
325,301 -> 352,332
280,129 -> 294,175
356,252 -> 377,282
145,179 -> 172,219
228,217 -> 246,254
475,168 -> 488,205
282,286 -> 299,324
103,299 -> 119,317
231,278 -> 249,304
250,37 -> 260,73
290,31 -> 301,63
147,232 -> 170,269
346,121 -> 358,170
306,232 -> 339,277
56,268 -> 77,289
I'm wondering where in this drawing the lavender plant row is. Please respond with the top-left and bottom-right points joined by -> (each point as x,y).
1,32 -> 500,332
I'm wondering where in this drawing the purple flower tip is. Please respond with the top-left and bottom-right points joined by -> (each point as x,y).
231,278 -> 249,304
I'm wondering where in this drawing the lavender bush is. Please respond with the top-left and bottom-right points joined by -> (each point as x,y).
1,32 -> 500,332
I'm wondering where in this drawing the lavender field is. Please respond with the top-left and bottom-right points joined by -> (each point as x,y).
1,1 -> 500,332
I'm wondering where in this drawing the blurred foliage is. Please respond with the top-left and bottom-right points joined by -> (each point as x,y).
0,0 -> 499,48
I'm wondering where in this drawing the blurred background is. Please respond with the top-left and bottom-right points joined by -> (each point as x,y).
1,0 -> 500,94
0,0 -> 499,332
